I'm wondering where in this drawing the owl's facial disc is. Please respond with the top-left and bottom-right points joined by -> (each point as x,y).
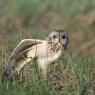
46,29 -> 68,50
55,29 -> 68,50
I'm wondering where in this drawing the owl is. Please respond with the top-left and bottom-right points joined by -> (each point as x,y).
3,29 -> 68,81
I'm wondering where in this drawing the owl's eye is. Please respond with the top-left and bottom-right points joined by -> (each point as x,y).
62,35 -> 66,39
53,35 -> 57,38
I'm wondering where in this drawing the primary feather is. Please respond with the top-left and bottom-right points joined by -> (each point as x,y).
4,39 -> 44,81
10,39 -> 44,59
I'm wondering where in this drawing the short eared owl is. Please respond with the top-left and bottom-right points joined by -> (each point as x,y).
3,29 -> 68,81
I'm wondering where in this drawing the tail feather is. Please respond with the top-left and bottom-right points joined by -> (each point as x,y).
3,57 -> 32,82
3,58 -> 21,81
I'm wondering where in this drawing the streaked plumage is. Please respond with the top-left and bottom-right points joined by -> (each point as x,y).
3,29 -> 68,81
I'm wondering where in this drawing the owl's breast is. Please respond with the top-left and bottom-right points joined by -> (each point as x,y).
37,50 -> 62,69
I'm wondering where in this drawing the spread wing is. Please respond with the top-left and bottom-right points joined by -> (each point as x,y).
3,39 -> 44,81
10,39 -> 44,59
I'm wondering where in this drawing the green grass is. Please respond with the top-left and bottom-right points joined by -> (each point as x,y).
0,28 -> 95,95
0,40 -> 95,95
0,0 -> 95,95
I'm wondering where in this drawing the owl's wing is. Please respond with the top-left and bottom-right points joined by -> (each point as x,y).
3,39 -> 44,81
10,39 -> 44,59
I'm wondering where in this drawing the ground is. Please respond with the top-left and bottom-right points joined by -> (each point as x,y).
0,0 -> 95,95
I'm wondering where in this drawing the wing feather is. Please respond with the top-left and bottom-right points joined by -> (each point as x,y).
10,39 -> 44,59
3,39 -> 44,81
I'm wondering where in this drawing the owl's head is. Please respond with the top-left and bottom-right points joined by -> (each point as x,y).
46,28 -> 68,50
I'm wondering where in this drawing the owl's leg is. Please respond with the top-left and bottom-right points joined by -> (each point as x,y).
38,64 -> 48,79
37,68 -> 47,81
41,67 -> 48,78
16,57 -> 32,73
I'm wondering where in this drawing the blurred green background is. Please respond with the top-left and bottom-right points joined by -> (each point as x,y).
0,0 -> 95,57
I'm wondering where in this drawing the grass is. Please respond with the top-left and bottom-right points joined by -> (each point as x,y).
0,39 -> 95,95
0,0 -> 95,95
